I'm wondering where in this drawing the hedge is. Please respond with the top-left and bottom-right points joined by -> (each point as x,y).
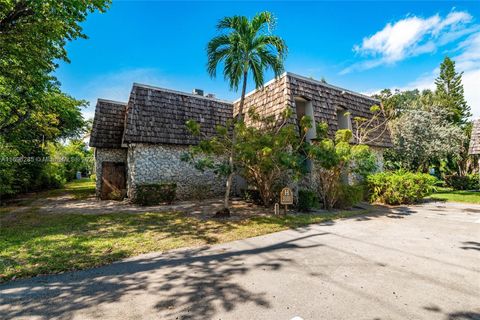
367,171 -> 437,205
444,174 -> 479,191
133,182 -> 177,206
297,189 -> 318,212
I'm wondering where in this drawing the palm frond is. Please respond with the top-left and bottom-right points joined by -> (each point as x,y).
206,35 -> 231,77
251,11 -> 273,33
207,11 -> 287,92
249,55 -> 264,89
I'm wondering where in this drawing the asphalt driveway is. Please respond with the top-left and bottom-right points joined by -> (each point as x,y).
1,202 -> 479,320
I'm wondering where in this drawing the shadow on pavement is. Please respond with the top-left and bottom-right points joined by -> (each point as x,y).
0,233 -> 326,320
460,241 -> 480,252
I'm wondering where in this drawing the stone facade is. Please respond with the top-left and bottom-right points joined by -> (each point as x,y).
370,146 -> 385,171
126,144 -> 225,200
94,148 -> 128,197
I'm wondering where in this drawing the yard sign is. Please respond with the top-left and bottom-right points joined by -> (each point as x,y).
280,187 -> 293,205
280,187 -> 293,214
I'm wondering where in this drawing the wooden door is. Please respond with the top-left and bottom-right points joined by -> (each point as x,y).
101,162 -> 126,200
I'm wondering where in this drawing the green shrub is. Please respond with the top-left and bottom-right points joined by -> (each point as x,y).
367,170 -> 437,205
335,184 -> 365,209
297,189 -> 318,212
0,139 -> 20,198
241,189 -> 263,205
134,183 -> 177,206
444,174 -> 479,190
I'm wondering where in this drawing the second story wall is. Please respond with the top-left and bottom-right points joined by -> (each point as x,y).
235,73 -> 392,148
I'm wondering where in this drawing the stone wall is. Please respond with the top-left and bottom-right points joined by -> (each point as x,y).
94,148 -> 128,197
126,143 -> 225,200
370,146 -> 385,172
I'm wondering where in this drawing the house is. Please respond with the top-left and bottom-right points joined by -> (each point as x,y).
468,119 -> 480,155
89,72 -> 392,200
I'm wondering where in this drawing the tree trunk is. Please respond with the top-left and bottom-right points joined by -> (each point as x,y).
223,71 -> 249,210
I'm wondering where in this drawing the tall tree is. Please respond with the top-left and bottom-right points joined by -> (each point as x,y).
206,11 -> 287,212
0,1 -> 108,198
387,109 -> 463,172
435,57 -> 471,125
0,0 -> 110,135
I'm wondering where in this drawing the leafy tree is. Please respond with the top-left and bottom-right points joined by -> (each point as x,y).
183,107 -> 308,207
63,140 -> 94,180
435,57 -> 471,125
373,89 -> 421,118
351,104 -> 391,145
206,11 -> 287,211
0,0 -> 109,134
386,109 -> 463,172
441,120 -> 477,177
0,137 -> 20,198
307,123 -> 377,210
0,0 -> 107,199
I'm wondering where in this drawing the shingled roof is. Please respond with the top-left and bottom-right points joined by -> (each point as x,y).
234,72 -> 392,148
469,119 -> 480,155
89,99 -> 127,148
122,84 -> 233,145
90,72 -> 392,149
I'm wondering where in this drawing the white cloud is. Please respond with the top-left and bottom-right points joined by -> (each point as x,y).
342,10 -> 475,74
79,68 -> 169,120
367,31 -> 480,119
455,32 -> 480,70
455,32 -> 480,118
463,69 -> 480,118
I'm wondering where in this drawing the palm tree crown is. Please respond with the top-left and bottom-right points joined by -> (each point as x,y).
205,11 -> 287,212
207,11 -> 287,93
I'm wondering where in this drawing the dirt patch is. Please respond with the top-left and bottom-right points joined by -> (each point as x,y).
3,191 -> 274,219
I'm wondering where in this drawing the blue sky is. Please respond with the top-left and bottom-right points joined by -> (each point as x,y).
56,1 -> 480,119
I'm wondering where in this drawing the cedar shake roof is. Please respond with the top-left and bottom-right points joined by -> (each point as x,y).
90,72 -> 392,148
122,84 -> 233,145
89,99 -> 127,148
468,119 -> 480,155
234,73 -> 392,148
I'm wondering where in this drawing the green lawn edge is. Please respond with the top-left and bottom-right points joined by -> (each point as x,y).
0,203 -> 369,283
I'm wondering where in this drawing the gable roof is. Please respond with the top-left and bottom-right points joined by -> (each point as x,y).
469,119 -> 480,155
233,73 -> 391,148
122,84 -> 233,145
89,99 -> 127,148
90,72 -> 392,149
287,73 -> 391,148
235,72 -> 381,104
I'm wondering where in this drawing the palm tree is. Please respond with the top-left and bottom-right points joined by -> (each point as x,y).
207,11 -> 287,212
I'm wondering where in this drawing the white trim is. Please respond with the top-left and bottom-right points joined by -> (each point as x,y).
232,71 -> 380,104
286,72 -> 381,102
97,98 -> 128,105
133,83 -> 232,104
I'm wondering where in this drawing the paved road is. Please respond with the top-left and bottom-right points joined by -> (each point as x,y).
1,202 -> 479,320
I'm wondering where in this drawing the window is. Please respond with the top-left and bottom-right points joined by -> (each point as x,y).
295,97 -> 316,173
295,97 -> 316,143
336,108 -> 351,130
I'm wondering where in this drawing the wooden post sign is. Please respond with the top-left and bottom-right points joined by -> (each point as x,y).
280,187 -> 293,214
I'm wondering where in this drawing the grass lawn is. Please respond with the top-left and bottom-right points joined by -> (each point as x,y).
428,187 -> 480,204
0,179 -> 368,282
45,178 -> 97,200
